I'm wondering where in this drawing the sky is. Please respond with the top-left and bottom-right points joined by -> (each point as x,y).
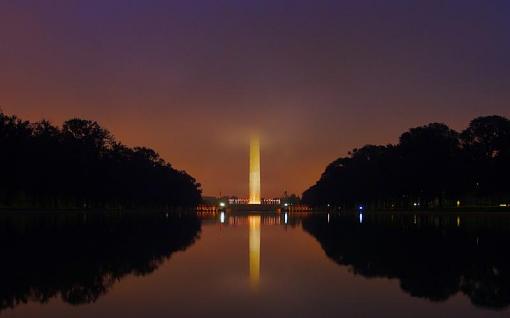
1,0 -> 510,197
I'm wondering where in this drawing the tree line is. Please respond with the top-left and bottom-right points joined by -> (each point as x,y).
0,112 -> 201,209
302,115 -> 510,209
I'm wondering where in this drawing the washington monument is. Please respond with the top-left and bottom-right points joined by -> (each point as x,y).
249,135 -> 261,204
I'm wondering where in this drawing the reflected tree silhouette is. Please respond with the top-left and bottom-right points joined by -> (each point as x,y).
303,213 -> 510,310
0,212 -> 201,311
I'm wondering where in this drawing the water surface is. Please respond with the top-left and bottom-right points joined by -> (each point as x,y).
1,211 -> 510,317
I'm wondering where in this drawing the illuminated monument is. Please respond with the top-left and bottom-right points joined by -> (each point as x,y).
249,135 -> 261,204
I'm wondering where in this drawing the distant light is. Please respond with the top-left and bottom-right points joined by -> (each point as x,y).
219,202 -> 226,207
327,213 -> 330,223
500,204 -> 508,207
457,216 -> 461,227
284,213 -> 288,224
413,202 -> 417,207
359,213 -> 363,224
284,203 -> 288,207
456,200 -> 461,207
327,204 -> 330,207
220,212 -> 225,223
358,205 -> 364,211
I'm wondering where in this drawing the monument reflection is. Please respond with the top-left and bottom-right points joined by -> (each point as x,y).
207,211 -> 510,310
249,215 -> 261,289
205,211 -> 304,290
3,210 -> 510,317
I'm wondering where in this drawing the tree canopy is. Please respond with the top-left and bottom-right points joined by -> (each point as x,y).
302,115 -> 510,209
0,112 -> 201,209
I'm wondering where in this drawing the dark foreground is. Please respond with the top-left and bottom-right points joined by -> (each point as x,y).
1,210 -> 510,317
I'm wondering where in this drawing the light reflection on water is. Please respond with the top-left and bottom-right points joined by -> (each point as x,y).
248,215 -> 261,290
1,211 -> 510,318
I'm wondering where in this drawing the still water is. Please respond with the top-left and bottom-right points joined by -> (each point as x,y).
1,210 -> 510,317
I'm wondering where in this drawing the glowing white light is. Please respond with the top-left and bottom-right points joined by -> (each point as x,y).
284,203 -> 288,207
220,212 -> 225,223
359,213 -> 363,224
327,213 -> 330,223
358,205 -> 364,211
284,212 -> 288,224
413,202 -> 417,207
219,202 -> 226,207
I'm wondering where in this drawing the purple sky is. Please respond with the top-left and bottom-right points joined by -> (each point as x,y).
1,0 -> 510,197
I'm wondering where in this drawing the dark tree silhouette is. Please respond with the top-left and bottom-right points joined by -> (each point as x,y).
461,116 -> 510,198
0,211 -> 201,311
303,213 -> 510,310
303,115 -> 510,209
0,112 -> 201,209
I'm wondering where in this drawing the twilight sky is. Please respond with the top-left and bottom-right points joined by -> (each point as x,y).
1,0 -> 510,197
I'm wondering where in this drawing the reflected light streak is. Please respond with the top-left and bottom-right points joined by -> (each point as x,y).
249,215 -> 261,290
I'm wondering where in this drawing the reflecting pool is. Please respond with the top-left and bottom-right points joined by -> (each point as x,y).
1,211 -> 510,317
